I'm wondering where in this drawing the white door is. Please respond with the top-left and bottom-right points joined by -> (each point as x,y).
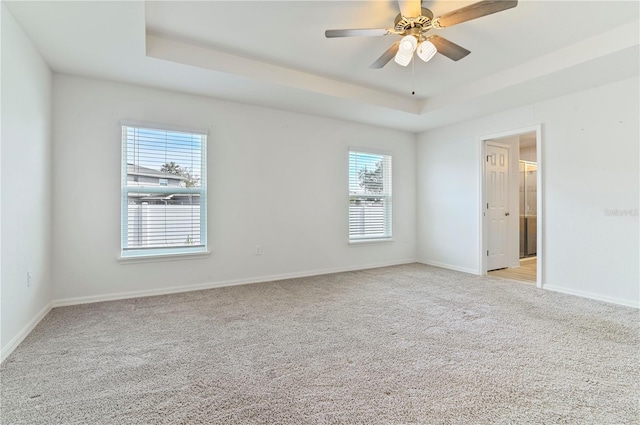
486,143 -> 510,271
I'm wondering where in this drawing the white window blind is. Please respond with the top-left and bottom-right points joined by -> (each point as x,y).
349,150 -> 392,241
121,125 -> 207,257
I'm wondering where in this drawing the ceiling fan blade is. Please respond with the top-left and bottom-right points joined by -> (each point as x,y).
429,35 -> 471,61
325,28 -> 391,38
398,0 -> 422,18
435,0 -> 517,28
370,42 -> 400,69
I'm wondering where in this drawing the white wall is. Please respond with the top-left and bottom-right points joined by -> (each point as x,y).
51,75 -> 416,302
417,76 -> 640,307
1,3 -> 53,358
519,141 -> 537,162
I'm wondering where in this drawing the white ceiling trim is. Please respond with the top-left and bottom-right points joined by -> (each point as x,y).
422,19 -> 640,114
5,0 -> 639,133
148,18 -> 640,123
146,32 -> 422,114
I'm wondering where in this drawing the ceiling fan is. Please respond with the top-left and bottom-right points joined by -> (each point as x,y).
325,0 -> 518,68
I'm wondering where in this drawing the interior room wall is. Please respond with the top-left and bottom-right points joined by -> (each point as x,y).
417,76 -> 640,307
51,75 -> 417,302
1,3 -> 53,358
519,140 -> 537,162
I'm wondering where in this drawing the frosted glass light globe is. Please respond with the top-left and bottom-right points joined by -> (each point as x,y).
417,40 -> 437,62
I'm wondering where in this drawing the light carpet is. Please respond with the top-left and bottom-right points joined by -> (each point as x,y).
1,264 -> 638,424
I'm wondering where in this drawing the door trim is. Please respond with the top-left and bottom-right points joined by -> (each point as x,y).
479,124 -> 543,289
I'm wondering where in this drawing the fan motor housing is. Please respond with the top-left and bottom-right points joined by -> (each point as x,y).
394,7 -> 434,33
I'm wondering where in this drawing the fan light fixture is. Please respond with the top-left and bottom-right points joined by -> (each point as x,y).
394,36 -> 438,66
394,35 -> 417,66
325,0 -> 519,69
417,40 -> 437,62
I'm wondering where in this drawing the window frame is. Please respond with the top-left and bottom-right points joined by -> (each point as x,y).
119,122 -> 208,260
348,148 -> 393,243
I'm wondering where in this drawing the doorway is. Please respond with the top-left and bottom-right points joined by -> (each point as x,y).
480,126 -> 542,288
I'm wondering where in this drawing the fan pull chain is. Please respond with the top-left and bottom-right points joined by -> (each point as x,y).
411,57 -> 415,96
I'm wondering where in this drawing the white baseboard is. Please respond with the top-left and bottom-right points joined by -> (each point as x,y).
543,284 -> 639,309
1,302 -> 52,363
52,259 -> 417,308
5,262 -> 635,364
417,260 -> 479,275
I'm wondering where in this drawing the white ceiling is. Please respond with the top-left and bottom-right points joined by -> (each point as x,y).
5,0 -> 639,132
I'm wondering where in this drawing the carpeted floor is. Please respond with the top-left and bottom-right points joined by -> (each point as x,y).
1,264 -> 638,424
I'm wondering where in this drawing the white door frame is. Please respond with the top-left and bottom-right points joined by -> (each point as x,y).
479,124 -> 543,289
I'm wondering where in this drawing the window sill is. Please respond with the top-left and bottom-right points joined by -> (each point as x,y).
118,250 -> 211,264
349,238 -> 394,246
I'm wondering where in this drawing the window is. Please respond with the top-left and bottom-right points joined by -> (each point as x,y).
349,150 -> 392,241
121,125 -> 207,258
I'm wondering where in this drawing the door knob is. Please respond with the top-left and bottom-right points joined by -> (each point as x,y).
505,212 -> 510,216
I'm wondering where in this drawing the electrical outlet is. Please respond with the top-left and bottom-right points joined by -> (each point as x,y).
255,244 -> 262,255
27,272 -> 33,287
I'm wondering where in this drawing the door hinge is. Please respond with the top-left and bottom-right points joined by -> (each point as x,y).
487,250 -> 489,256
487,203 -> 489,209
486,155 -> 490,162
